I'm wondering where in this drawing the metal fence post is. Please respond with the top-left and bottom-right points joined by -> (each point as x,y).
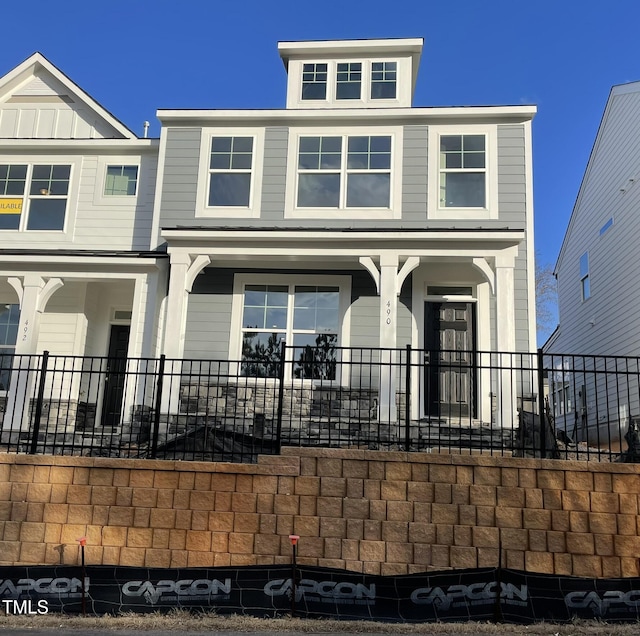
405,344 -> 412,451
29,351 -> 49,455
537,348 -> 546,458
275,340 -> 286,453
150,354 -> 166,459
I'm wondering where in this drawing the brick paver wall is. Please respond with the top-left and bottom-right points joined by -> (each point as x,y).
0,449 -> 639,577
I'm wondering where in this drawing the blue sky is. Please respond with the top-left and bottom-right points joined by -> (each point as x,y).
1,0 -> 637,277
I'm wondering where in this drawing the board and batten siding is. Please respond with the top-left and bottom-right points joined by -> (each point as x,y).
551,88 -> 640,356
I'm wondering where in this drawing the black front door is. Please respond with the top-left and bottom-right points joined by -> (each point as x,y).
101,324 -> 130,427
424,302 -> 476,419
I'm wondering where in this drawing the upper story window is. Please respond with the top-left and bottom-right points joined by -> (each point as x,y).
371,62 -> 396,99
104,165 -> 138,196
428,126 -> 497,220
580,252 -> 590,301
0,164 -> 70,231
439,135 -> 486,208
208,136 -> 254,207
196,128 -> 265,219
336,63 -> 362,100
296,135 -> 391,209
302,63 -> 328,100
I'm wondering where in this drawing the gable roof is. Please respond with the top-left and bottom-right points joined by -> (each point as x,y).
0,52 -> 137,139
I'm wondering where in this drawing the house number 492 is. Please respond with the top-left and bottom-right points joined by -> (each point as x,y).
22,319 -> 29,341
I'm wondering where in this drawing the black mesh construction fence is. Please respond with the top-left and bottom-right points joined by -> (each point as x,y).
0,565 -> 639,622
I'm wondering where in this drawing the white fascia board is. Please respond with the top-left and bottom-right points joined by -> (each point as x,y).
162,229 -> 524,243
277,38 -> 424,57
0,254 -> 163,269
0,138 -> 159,151
157,105 -> 537,124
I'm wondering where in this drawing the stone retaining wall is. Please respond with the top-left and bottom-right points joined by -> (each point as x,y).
0,449 -> 639,577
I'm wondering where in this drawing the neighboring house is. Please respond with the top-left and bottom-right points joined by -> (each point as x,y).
544,81 -> 640,445
155,38 -> 537,428
0,53 -> 166,432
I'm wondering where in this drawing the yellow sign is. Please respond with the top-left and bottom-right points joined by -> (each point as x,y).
0,199 -> 22,215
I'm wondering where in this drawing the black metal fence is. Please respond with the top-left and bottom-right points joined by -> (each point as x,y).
0,346 -> 638,463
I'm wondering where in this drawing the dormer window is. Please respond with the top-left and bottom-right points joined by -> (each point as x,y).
371,62 -> 396,99
336,63 -> 362,100
302,63 -> 327,100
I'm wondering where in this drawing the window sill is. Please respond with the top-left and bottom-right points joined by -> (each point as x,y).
285,207 -> 398,220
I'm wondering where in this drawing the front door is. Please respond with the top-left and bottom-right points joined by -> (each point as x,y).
101,324 -> 130,427
424,302 -> 476,419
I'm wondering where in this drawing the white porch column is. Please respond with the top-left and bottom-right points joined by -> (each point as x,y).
495,250 -> 518,429
160,253 -> 210,414
4,275 -> 63,432
379,254 -> 399,423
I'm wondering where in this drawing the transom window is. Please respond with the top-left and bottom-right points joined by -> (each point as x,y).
241,284 -> 340,379
580,252 -> 590,301
0,303 -> 19,391
439,135 -> 486,208
296,135 -> 391,209
371,62 -> 396,99
104,165 -> 138,196
0,164 -> 70,231
336,62 -> 362,100
302,63 -> 328,100
207,136 -> 254,207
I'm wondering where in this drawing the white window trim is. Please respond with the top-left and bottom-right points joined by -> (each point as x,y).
286,58 -> 411,109
580,251 -> 590,301
229,273 -> 352,383
428,125 -> 498,220
0,157 -> 78,237
285,126 -> 403,220
195,127 -> 265,219
93,157 -> 141,207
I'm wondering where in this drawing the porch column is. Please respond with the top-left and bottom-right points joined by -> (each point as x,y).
495,250 -> 517,429
3,275 -> 63,432
379,254 -> 399,423
161,253 -> 210,415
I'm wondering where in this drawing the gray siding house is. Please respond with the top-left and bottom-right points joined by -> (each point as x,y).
155,38 -> 537,428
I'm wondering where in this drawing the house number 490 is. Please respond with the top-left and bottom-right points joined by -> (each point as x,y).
386,301 -> 391,325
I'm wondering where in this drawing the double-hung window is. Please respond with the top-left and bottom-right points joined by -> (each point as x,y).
240,284 -> 340,379
371,62 -> 396,99
207,136 -> 254,207
580,252 -> 590,301
0,303 -> 19,391
296,135 -> 392,209
428,126 -> 497,219
0,164 -> 70,231
336,62 -> 362,100
302,63 -> 328,100
439,135 -> 486,208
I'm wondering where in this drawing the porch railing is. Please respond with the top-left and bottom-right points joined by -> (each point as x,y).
0,346 -> 638,463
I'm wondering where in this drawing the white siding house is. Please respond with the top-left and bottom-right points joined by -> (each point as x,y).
545,81 -> 640,445
0,53 -> 166,432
